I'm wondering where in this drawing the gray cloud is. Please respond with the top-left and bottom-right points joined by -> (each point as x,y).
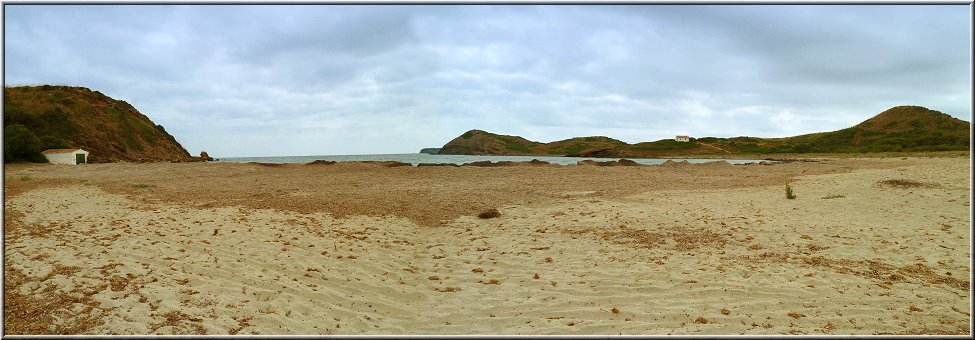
4,5 -> 970,157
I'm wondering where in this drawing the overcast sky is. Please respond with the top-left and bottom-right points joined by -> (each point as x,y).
4,5 -> 971,157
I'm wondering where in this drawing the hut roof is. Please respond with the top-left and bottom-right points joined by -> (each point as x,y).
42,148 -> 83,154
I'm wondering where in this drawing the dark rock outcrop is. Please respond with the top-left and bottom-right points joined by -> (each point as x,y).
306,160 -> 337,165
577,159 -> 641,166
462,161 -> 511,167
357,161 -> 412,167
567,148 -> 618,158
661,160 -> 691,166
417,163 -> 460,167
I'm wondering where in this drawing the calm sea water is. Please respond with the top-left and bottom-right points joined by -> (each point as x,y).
215,154 -> 769,166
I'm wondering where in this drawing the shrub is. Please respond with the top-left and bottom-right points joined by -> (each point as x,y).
40,135 -> 71,150
3,124 -> 45,163
785,184 -> 796,199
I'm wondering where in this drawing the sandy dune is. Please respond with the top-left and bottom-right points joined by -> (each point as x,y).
3,157 -> 970,335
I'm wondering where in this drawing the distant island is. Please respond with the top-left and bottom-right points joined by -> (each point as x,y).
419,148 -> 442,154
436,106 -> 971,157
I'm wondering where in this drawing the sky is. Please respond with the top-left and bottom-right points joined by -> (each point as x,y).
3,4 -> 971,157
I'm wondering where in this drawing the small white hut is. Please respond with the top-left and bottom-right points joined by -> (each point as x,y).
675,135 -> 690,142
42,148 -> 89,165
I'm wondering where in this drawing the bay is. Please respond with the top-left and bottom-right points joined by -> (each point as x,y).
215,153 -> 770,165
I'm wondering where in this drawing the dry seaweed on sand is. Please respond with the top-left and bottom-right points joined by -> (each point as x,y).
478,208 -> 501,219
877,179 -> 939,188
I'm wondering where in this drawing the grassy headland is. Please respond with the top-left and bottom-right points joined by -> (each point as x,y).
438,106 -> 971,157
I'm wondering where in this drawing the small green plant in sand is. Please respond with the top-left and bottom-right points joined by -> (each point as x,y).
821,194 -> 845,199
131,183 -> 156,189
785,184 -> 796,199
19,175 -> 32,181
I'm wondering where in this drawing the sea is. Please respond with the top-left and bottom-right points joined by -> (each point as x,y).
214,153 -> 770,166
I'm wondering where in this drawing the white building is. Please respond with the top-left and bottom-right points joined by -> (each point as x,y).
675,135 -> 690,142
42,148 -> 89,165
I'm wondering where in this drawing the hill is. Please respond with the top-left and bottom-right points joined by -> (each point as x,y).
438,106 -> 971,157
437,130 -> 543,155
437,130 -> 627,156
4,85 -> 194,163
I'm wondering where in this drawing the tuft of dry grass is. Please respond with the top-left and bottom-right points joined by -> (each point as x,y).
611,307 -> 620,314
471,268 -> 484,273
720,308 -> 731,315
878,179 -> 936,188
479,279 -> 501,285
477,208 -> 501,219
909,304 -> 924,312
788,311 -> 804,318
694,317 -> 710,324
435,287 -> 462,292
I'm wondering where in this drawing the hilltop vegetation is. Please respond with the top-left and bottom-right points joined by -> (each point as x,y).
438,106 -> 971,157
4,85 -> 193,163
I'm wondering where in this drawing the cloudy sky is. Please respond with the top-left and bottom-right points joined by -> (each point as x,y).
4,5 -> 970,157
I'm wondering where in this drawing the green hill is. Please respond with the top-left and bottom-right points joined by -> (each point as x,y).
437,130 -> 627,156
4,85 -> 194,163
438,106 -> 971,157
782,106 -> 971,153
438,130 -> 542,155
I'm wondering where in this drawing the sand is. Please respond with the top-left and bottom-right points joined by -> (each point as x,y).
2,157 -> 971,335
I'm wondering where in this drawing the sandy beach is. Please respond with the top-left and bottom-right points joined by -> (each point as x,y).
3,156 -> 971,335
